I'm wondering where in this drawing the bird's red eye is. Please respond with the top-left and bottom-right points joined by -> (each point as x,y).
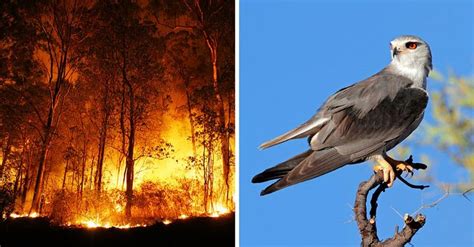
406,42 -> 418,49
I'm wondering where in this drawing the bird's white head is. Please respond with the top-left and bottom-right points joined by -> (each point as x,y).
388,35 -> 432,88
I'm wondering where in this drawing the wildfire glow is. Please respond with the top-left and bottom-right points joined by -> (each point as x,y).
85,220 -> 99,228
209,203 -> 231,218
75,220 -> 147,229
9,202 -> 232,229
114,204 -> 123,213
9,213 -> 22,218
9,212 -> 40,218
5,100 -> 235,229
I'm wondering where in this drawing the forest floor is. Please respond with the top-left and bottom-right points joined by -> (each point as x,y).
0,213 -> 235,247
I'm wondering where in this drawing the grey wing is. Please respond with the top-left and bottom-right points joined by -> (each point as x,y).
262,83 -> 428,194
312,86 -> 429,157
259,69 -> 411,150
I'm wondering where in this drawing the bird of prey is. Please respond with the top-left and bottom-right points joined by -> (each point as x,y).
253,35 -> 432,196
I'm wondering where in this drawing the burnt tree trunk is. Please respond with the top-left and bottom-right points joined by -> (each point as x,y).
89,155 -> 95,191
208,146 -> 214,212
203,31 -> 230,203
125,120 -> 135,219
38,159 -> 51,214
123,63 -> 136,219
95,115 -> 108,193
29,0 -> 85,213
12,151 -> 24,202
0,135 -> 12,179
118,83 -> 127,189
202,143 -> 208,212
80,148 -> 86,197
184,77 -> 197,157
20,158 -> 32,211
61,159 -> 68,191
183,0 -> 232,206
95,80 -> 111,194
30,25 -> 69,215
30,113 -> 53,214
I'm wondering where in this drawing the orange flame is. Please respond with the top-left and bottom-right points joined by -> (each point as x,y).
6,102 -> 234,228
9,212 -> 40,218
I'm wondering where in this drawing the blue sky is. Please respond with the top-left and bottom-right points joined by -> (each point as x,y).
240,0 -> 473,246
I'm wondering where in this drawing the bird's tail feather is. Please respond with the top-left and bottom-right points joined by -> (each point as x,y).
252,150 -> 313,183
260,148 -> 349,196
259,118 -> 328,150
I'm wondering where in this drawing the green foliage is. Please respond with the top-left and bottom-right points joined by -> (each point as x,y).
424,70 -> 473,189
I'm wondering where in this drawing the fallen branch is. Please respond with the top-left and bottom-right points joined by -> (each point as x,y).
354,170 -> 426,247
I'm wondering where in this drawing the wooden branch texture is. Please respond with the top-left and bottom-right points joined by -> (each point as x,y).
354,171 -> 426,247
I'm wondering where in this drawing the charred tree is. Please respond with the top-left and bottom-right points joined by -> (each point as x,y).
0,135 -> 12,179
185,79 -> 198,156
123,66 -> 136,218
89,0 -> 163,218
30,0 -> 88,214
94,96 -> 110,193
183,0 -> 234,202
95,117 -> 107,193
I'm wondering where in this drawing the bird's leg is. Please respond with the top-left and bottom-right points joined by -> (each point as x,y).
374,154 -> 429,190
384,155 -> 414,177
373,156 -> 396,187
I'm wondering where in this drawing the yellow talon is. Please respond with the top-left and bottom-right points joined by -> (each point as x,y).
396,162 -> 414,177
373,154 -> 418,187
373,157 -> 395,187
373,164 -> 383,171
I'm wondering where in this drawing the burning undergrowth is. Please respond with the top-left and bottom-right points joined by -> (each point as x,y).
1,213 -> 235,246
9,182 -> 232,229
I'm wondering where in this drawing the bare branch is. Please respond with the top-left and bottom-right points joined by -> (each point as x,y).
411,186 -> 474,215
151,12 -> 195,31
354,169 -> 426,247
354,171 -> 382,246
396,174 -> 429,190
390,206 -> 404,220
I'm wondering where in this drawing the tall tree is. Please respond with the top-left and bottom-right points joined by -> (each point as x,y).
0,1 -> 42,181
78,39 -> 117,194
163,31 -> 208,157
28,0 -> 89,214
92,0 -> 163,218
182,0 -> 234,201
149,0 -> 235,204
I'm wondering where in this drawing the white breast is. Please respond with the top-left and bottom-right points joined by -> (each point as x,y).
389,62 -> 428,89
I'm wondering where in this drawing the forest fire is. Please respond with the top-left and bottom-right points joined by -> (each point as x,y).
6,147 -> 235,227
9,212 -> 39,218
6,142 -> 234,228
71,220 -> 147,229
7,198 -> 233,229
0,0 -> 235,236
210,203 -> 231,218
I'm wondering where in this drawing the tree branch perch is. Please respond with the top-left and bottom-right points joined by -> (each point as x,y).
354,169 -> 427,247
